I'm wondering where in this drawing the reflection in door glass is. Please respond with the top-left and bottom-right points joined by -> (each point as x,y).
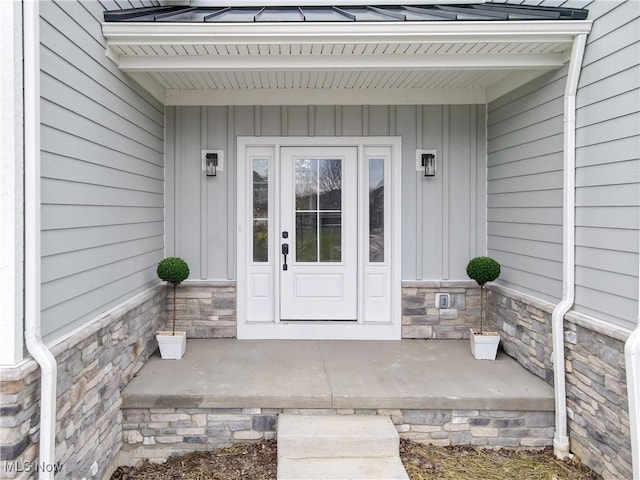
295,159 -> 318,210
253,159 -> 268,262
294,158 -> 342,263
319,160 -> 342,210
320,212 -> 341,262
369,159 -> 384,262
296,213 -> 318,262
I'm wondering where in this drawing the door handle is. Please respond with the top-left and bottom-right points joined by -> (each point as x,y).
282,243 -> 289,271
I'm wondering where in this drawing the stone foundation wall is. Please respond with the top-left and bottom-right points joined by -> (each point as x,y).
0,286 -> 164,480
487,285 -> 632,480
166,281 -> 236,338
401,281 -> 480,339
168,281 -> 480,340
120,407 -> 554,464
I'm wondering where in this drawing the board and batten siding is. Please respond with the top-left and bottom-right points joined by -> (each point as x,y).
487,0 -> 639,330
165,105 -> 486,282
39,0 -> 165,344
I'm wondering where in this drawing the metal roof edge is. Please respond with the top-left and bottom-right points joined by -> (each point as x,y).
101,19 -> 593,39
171,0 -> 488,5
104,3 -> 590,23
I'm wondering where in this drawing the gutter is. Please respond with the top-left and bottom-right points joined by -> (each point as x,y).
551,32 -> 587,459
625,249 -> 640,478
101,19 -> 593,39
23,2 -> 58,479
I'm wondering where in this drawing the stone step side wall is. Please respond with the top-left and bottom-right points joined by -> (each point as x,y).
0,286 -> 165,480
165,281 -> 236,338
487,284 -> 632,480
401,281 -> 481,339
119,407 -> 554,464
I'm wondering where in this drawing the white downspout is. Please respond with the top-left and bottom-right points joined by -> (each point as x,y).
624,238 -> 640,478
551,33 -> 587,460
23,2 -> 58,479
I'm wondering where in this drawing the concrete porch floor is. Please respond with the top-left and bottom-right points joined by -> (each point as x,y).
122,339 -> 554,412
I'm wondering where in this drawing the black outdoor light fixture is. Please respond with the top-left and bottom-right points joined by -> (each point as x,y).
206,152 -> 218,177
421,152 -> 436,177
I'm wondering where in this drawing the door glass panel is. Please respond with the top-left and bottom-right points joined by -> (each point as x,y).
253,220 -> 268,262
294,157 -> 343,263
295,159 -> 318,210
296,213 -> 318,262
320,212 -> 341,262
369,158 -> 384,262
252,159 -> 268,262
319,159 -> 342,210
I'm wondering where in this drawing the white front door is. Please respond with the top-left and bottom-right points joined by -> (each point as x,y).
238,136 -> 402,340
279,147 -> 358,320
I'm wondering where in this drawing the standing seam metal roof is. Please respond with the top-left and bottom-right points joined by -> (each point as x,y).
103,4 -> 589,23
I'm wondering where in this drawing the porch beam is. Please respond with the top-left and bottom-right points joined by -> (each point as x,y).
113,52 -> 566,72
163,86 -> 487,105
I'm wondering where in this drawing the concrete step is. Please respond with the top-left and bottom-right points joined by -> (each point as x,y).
278,457 -> 409,480
277,414 -> 399,459
277,415 -> 409,480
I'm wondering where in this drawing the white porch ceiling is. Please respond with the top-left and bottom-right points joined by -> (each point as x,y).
102,15 -> 592,105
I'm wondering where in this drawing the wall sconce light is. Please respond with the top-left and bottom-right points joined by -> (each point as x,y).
416,149 -> 437,178
421,152 -> 436,177
203,150 -> 223,177
205,152 -> 218,177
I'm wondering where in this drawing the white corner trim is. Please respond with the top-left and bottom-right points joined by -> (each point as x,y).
626,314 -> 640,480
0,0 -> 24,366
24,2 -> 58,478
626,160 -> 640,480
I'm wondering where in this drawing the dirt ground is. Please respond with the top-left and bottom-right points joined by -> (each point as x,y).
110,439 -> 601,480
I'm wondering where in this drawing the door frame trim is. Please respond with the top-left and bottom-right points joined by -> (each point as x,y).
237,136 -> 402,340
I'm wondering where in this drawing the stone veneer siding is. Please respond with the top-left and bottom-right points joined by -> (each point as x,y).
120,407 -> 555,464
170,281 -> 478,340
401,281 -> 481,339
166,281 -> 236,338
487,284 -> 632,480
0,286 -> 164,480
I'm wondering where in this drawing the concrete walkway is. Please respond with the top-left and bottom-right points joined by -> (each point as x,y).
122,339 -> 554,411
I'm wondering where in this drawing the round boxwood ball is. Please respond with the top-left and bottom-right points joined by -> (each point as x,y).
157,257 -> 189,285
466,256 -> 500,286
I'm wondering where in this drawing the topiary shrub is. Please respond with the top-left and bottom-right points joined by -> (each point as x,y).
466,256 -> 500,287
157,257 -> 190,335
466,256 -> 500,333
157,257 -> 189,285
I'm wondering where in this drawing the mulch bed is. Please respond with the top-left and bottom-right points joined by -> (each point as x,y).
111,441 -> 277,480
111,439 -> 601,479
400,440 -> 601,480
